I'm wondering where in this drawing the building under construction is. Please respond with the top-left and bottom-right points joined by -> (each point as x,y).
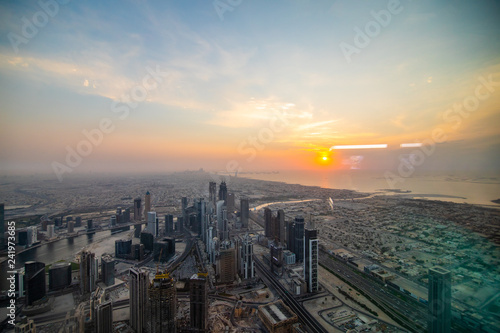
258,300 -> 298,333
145,271 -> 177,333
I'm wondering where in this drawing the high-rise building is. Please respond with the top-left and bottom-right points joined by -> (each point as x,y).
144,191 -> 151,220
218,181 -> 228,204
47,224 -> 55,238
240,197 -> 249,229
287,220 -> 295,253
49,262 -> 71,291
209,181 -> 217,206
101,255 -> 115,286
68,221 -> 75,233
123,208 -> 131,223
96,301 -> 113,333
110,215 -> 117,227
80,251 -> 97,294
190,273 -> 208,332
293,216 -> 305,262
135,224 -> 142,238
264,207 -> 272,238
304,228 -> 318,293
87,219 -> 94,230
0,203 -> 4,249
147,211 -> 158,237
134,198 -> 142,221
218,247 -> 236,284
115,239 -> 132,259
25,261 -> 46,305
130,267 -> 149,333
428,266 -> 452,333
270,242 -> 283,276
75,216 -> 82,227
241,234 -> 255,279
277,209 -> 286,245
146,273 -> 177,333
165,214 -> 174,235
227,193 -> 235,213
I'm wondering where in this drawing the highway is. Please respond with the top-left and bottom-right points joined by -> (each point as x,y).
319,250 -> 427,332
254,257 -> 328,333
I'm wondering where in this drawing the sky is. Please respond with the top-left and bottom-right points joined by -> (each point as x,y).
0,0 -> 499,177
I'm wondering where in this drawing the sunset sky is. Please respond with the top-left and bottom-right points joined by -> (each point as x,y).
0,0 -> 499,176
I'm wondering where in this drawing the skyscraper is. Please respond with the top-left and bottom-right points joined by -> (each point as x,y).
240,197 -> 249,229
25,261 -> 46,305
190,273 -> 208,332
147,211 -> 158,237
101,255 -> 115,286
130,267 -> 149,333
96,301 -> 113,333
277,209 -> 286,245
218,247 -> 236,284
241,234 -> 255,279
227,192 -> 235,213
218,181 -> 227,204
134,198 -> 142,221
165,214 -> 174,235
144,191 -> 151,220
304,228 -> 318,293
264,207 -> 272,238
287,220 -> 295,253
146,273 -> 177,333
80,251 -> 97,295
428,266 -> 452,333
209,181 -> 217,206
293,215 -> 305,262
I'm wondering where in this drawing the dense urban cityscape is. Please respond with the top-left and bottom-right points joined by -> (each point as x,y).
1,0 -> 499,332
0,172 -> 498,332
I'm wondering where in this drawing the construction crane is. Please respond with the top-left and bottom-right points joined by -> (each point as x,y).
154,248 -> 171,279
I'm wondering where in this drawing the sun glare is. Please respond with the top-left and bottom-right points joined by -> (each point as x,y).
322,156 -> 328,161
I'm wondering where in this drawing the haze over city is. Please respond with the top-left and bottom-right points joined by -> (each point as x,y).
1,0 -> 499,176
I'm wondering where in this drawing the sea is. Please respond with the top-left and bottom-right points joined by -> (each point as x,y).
239,170 -> 500,207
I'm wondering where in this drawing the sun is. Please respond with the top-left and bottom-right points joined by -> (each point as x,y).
322,156 -> 328,161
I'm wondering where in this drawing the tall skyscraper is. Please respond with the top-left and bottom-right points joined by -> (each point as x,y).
209,181 -> 217,206
134,198 -> 142,221
264,207 -> 272,238
25,261 -> 46,305
270,242 -> 283,276
294,215 -> 305,262
287,220 -> 295,253
146,273 -> 177,333
144,191 -> 151,220
101,255 -> 115,286
130,267 -> 149,333
218,247 -> 236,283
80,251 -> 98,295
277,209 -> 286,245
218,181 -> 227,204
428,266 -> 452,333
304,228 -> 318,293
165,214 -> 174,235
96,301 -> 113,333
241,234 -> 255,279
147,211 -> 158,237
227,192 -> 235,213
240,197 -> 249,229
190,273 -> 208,332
